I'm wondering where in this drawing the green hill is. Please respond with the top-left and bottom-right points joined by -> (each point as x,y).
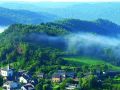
0,19 -> 120,72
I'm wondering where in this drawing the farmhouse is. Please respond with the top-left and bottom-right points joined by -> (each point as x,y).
0,65 -> 13,78
52,74 -> 61,83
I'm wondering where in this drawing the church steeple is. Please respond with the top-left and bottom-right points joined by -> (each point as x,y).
7,60 -> 10,70
7,64 -> 10,70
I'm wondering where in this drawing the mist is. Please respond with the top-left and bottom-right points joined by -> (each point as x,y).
25,33 -> 67,49
25,32 -> 120,54
65,32 -> 120,64
24,32 -> 120,64
65,33 -> 120,50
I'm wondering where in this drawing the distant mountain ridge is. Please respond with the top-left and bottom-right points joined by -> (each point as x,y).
0,2 -> 120,24
51,19 -> 120,37
0,7 -> 58,26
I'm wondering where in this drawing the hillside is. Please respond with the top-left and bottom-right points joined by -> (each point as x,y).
0,19 -> 120,72
0,7 -> 58,26
0,23 -> 68,70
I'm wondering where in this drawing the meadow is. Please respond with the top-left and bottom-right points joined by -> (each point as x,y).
64,57 -> 120,70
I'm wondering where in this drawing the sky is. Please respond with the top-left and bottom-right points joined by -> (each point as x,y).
0,0 -> 120,2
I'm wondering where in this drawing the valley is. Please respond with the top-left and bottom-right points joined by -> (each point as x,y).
0,1 -> 120,90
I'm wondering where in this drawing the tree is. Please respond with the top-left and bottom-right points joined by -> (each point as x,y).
82,65 -> 89,73
66,78 -> 73,84
88,75 -> 97,88
53,86 -> 60,90
43,84 -> 51,90
77,72 -> 84,78
79,75 -> 98,90
35,83 -> 42,90
60,80 -> 66,90
0,76 -> 3,86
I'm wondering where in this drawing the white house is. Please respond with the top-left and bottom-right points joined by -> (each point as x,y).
2,81 -> 18,90
0,65 -> 13,77
21,83 -> 35,90
37,73 -> 44,78
19,74 -> 30,84
19,76 -> 28,84
65,84 -> 79,90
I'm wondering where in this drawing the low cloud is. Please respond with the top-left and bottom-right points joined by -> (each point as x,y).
65,32 -> 120,64
24,32 -> 120,64
65,33 -> 120,50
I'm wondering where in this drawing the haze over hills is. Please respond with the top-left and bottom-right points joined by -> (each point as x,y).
0,7 -> 59,26
0,2 -> 120,24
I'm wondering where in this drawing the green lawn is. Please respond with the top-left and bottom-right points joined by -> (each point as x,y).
112,84 -> 120,87
64,57 -> 120,70
0,87 -> 2,90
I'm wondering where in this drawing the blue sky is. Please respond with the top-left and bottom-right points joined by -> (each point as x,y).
0,0 -> 120,2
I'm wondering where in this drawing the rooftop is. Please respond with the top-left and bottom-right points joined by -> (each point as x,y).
22,83 -> 34,90
52,73 -> 61,78
3,81 -> 17,86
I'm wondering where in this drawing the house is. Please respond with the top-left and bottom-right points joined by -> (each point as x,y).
2,81 -> 18,90
57,70 -> 66,78
37,73 -> 44,78
21,83 -> 35,90
52,70 -> 66,81
65,84 -> 79,90
52,74 -> 61,83
19,73 -> 37,85
66,72 -> 76,78
19,74 -> 31,84
105,71 -> 120,78
0,65 -> 13,78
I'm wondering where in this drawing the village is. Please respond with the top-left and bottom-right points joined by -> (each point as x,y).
0,64 -> 120,90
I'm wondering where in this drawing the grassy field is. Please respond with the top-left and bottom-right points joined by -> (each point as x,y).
64,57 -> 120,70
0,87 -> 2,90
